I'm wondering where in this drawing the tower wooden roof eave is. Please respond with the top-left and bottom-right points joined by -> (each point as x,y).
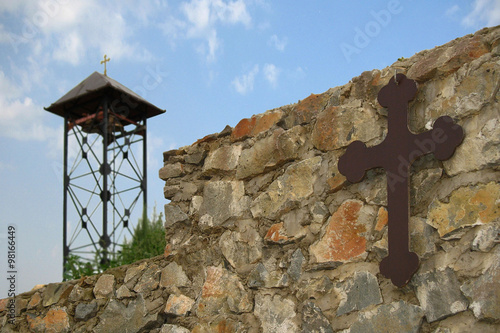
44,71 -> 165,121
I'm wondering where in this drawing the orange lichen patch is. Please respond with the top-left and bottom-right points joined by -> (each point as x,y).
428,182 -> 500,237
231,111 -> 283,141
28,307 -> 69,332
201,266 -> 225,298
194,133 -> 218,145
164,243 -> 172,258
264,222 -> 291,243
470,185 -> 499,223
231,117 -> 257,141
28,292 -> 42,309
311,106 -> 340,151
295,93 -> 330,114
252,111 -> 283,136
164,294 -> 194,316
0,298 -> 8,312
310,200 -> 367,263
375,207 -> 388,231
327,174 -> 346,193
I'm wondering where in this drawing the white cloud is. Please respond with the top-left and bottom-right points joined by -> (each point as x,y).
0,70 -> 61,158
268,34 -> 287,51
263,63 -> 279,88
0,0 -> 155,64
232,64 -> 259,94
164,0 -> 252,62
445,5 -> 460,18
462,0 -> 500,27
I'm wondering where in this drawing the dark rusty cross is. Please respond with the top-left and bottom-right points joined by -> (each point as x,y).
338,73 -> 464,287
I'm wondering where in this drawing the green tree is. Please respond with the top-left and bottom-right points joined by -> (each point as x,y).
63,207 -> 165,280
119,208 -> 165,266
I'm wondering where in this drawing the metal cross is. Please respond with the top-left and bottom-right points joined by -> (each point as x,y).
101,54 -> 110,76
338,73 -> 464,287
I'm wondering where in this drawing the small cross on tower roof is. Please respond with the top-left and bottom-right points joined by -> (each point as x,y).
100,54 -> 110,76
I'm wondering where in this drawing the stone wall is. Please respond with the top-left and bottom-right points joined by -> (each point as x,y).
1,26 -> 499,333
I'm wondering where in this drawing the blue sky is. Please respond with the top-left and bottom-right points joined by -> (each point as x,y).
0,0 -> 498,298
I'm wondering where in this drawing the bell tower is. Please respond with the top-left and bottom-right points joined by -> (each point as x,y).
45,69 -> 165,275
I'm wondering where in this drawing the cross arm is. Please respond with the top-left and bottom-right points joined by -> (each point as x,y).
410,116 -> 464,161
338,140 -> 387,183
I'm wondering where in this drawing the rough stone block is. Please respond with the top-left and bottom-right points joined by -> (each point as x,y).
159,162 -> 184,180
93,274 -> 115,299
202,145 -> 242,174
336,271 -> 383,316
251,156 -> 321,219
160,261 -> 190,290
413,268 -> 469,323
93,294 -> 159,333
461,247 -> 500,321
220,224 -> 263,272
302,301 -> 333,333
427,182 -> 500,238
164,294 -> 195,316
254,293 -> 298,333
199,180 -> 248,228
346,301 -> 424,333
197,266 -> 252,317
309,200 -> 375,264
164,204 -> 189,227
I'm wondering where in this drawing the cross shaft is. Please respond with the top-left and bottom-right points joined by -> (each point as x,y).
338,73 -> 463,287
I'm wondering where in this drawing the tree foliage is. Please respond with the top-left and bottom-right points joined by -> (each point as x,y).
63,208 -> 165,280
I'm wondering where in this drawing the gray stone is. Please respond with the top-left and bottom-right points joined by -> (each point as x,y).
248,262 -> 289,289
461,247 -> 500,320
133,265 -> 160,293
251,156 -> 322,219
443,106 -> 500,176
236,127 -> 304,179
220,221 -> 263,272
164,204 -> 189,227
413,268 -> 469,322
184,150 -> 206,165
410,216 -> 438,258
287,248 -> 305,282
116,285 -> 133,299
199,180 -> 249,228
336,271 -> 382,316
301,301 -> 333,333
160,324 -> 191,333
254,293 -> 298,333
93,274 -> 115,299
310,201 -> 329,223
160,261 -> 190,290
471,223 -> 500,252
347,301 -> 424,333
163,184 -> 181,200
74,300 -> 98,321
159,162 -> 184,180
170,182 -> 198,201
197,266 -> 253,317
93,294 -> 159,333
410,168 -> 442,206
282,207 -> 309,237
164,294 -> 195,316
42,282 -> 72,307
203,145 -> 242,173
124,262 -> 148,289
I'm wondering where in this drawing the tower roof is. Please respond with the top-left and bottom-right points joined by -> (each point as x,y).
45,71 -> 165,121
